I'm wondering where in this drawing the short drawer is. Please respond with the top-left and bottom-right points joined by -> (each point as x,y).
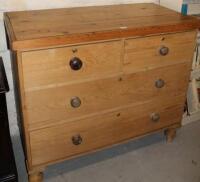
123,31 -> 196,73
21,41 -> 122,89
25,62 -> 190,130
30,95 -> 184,166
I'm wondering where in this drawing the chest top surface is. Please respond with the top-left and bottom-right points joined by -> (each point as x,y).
4,3 -> 200,51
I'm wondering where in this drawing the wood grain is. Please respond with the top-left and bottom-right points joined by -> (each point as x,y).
30,95 -> 184,166
124,31 -> 196,73
21,31 -> 196,90
25,62 -> 191,130
5,3 -> 198,178
4,3 -> 200,50
21,41 -> 122,89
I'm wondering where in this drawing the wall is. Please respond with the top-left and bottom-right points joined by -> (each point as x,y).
183,0 -> 200,2
160,0 -> 183,12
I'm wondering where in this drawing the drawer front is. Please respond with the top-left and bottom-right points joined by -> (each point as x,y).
22,41 -> 122,90
124,31 -> 196,73
30,95 -> 184,166
25,62 -> 190,130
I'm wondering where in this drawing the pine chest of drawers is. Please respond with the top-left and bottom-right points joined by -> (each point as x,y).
4,3 -> 200,182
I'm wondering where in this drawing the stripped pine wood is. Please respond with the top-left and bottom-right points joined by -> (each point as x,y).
25,62 -> 191,130
124,31 -> 196,73
21,41 -> 122,89
30,95 -> 184,166
4,3 -> 200,50
4,3 -> 200,181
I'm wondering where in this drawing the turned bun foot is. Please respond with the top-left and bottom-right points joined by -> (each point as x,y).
29,172 -> 43,182
165,128 -> 176,143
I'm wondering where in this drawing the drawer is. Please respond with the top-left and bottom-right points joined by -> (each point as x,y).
30,95 -> 184,166
21,41 -> 122,90
124,31 -> 196,73
25,62 -> 190,130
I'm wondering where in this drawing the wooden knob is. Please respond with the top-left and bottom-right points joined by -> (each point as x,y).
69,57 -> 83,70
159,46 -> 169,56
72,134 -> 82,145
155,79 -> 165,88
70,97 -> 81,108
150,113 -> 160,122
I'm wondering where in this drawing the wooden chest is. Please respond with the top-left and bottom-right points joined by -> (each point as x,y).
4,3 -> 200,182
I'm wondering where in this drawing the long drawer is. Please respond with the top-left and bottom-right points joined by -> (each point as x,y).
30,95 -> 184,166
21,41 -> 122,90
25,62 -> 190,130
124,31 -> 196,73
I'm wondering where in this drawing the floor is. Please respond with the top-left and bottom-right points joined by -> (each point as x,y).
10,117 -> 200,182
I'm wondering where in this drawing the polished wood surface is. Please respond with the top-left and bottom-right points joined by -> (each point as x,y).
4,3 -> 200,50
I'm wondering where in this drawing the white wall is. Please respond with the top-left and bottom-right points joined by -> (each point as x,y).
0,21 -> 7,51
160,0 -> 183,12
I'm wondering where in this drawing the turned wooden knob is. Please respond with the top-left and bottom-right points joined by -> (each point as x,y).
155,79 -> 165,88
69,57 -> 83,70
150,113 -> 160,122
159,46 -> 169,56
72,134 -> 82,145
70,97 -> 81,108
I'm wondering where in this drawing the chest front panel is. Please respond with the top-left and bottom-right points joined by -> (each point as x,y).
15,31 -> 196,167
